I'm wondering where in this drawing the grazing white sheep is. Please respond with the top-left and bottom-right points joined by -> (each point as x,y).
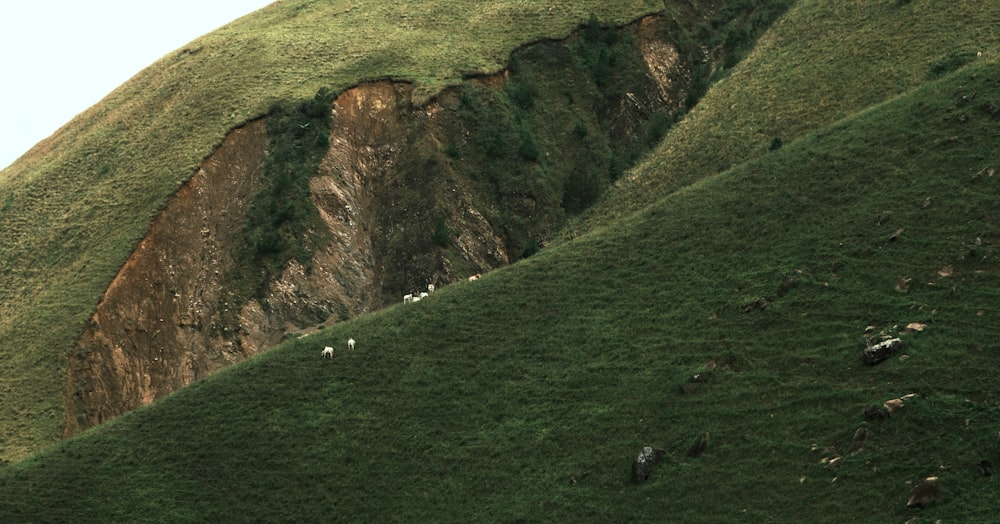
468,273 -> 481,281
419,292 -> 428,299
428,284 -> 435,294
348,338 -> 355,351
321,346 -> 334,359
403,294 -> 413,303
412,296 -> 422,302
884,398 -> 905,415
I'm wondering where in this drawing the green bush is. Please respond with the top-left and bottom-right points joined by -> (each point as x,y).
521,238 -> 541,258
563,167 -> 605,214
505,77 -> 537,111
572,14 -> 634,96
238,87 -> 335,296
928,51 -> 977,79
433,216 -> 451,247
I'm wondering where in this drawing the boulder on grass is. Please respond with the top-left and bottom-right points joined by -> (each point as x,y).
907,476 -> 941,508
863,337 -> 903,365
631,446 -> 666,483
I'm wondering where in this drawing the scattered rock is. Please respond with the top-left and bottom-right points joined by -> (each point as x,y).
863,337 -> 903,365
889,228 -> 905,242
896,276 -> 911,292
907,476 -> 942,508
687,433 -> 709,458
742,296 -> 768,312
850,426 -> 868,454
631,446 -> 666,483
864,405 -> 889,421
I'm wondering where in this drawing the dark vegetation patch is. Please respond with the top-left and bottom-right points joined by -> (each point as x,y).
927,50 -> 979,79
455,14 -> 670,220
218,88 -> 335,332
247,88 -> 335,280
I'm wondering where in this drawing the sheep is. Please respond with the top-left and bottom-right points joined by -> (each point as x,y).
884,398 -> 905,415
428,284 -> 435,294
403,294 -> 413,303
468,274 -> 481,281
419,292 -> 429,299
348,338 -> 355,351
321,346 -> 334,359
412,296 -> 422,302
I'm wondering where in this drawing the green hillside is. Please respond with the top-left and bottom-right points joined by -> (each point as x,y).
583,0 -> 1000,230
0,0 -> 664,461
3,23 -> 1000,524
3,0 -> 1000,521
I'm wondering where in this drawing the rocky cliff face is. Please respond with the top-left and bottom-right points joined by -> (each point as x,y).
65,121 -> 270,433
64,15 -> 691,435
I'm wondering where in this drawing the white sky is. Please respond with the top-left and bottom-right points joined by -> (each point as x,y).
0,1 -> 275,170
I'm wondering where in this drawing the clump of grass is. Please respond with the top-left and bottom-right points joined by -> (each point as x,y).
927,50 -> 978,79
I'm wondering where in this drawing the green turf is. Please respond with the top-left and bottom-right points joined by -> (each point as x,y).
2,51 -> 998,521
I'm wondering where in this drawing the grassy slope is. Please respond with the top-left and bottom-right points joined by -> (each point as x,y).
0,0 -> 663,461
2,54 -> 999,522
582,0 -> 1000,231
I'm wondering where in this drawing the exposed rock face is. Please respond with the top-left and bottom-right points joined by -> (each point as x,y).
318,81 -> 509,306
637,15 -> 684,104
64,14 -> 692,435
63,82 -> 518,436
65,121 -> 271,434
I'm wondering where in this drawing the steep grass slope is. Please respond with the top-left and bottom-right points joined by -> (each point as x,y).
0,0 -> 664,461
583,0 -> 1000,230
2,55 -> 999,522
